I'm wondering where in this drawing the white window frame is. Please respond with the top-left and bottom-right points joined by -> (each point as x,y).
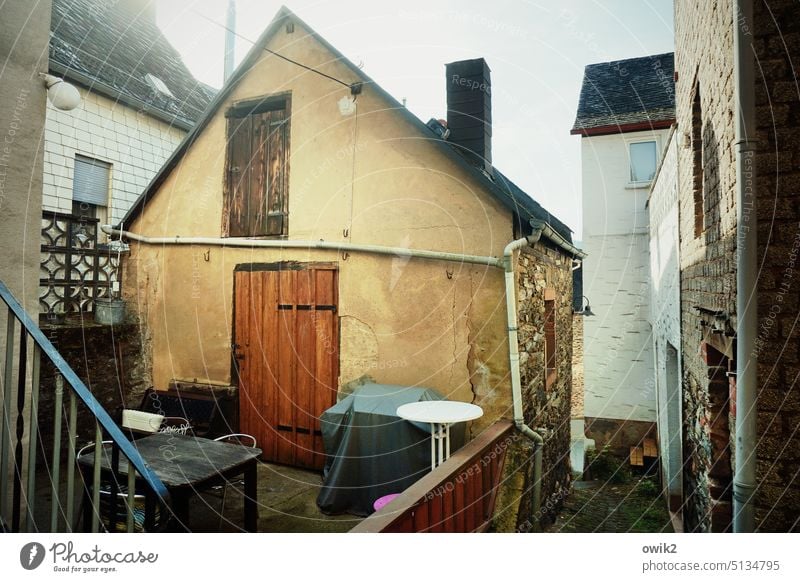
626,137 -> 660,188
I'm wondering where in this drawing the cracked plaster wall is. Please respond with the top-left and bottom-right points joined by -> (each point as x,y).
122,18 -> 519,429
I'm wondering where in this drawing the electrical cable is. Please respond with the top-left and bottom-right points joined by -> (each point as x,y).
194,10 -> 353,89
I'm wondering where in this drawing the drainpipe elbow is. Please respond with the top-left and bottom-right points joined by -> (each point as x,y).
514,419 -> 544,446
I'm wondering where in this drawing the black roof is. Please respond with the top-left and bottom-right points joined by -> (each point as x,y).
490,169 -> 572,242
572,52 -> 675,132
121,6 -> 574,246
50,0 -> 214,128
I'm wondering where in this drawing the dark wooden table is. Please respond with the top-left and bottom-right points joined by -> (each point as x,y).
77,433 -> 262,532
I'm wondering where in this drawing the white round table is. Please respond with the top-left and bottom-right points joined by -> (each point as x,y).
396,401 -> 483,470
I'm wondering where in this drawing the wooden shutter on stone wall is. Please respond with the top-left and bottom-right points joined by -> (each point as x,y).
223,97 -> 290,237
544,291 -> 557,388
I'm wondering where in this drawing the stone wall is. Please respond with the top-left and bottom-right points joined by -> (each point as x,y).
513,241 -> 574,528
751,0 -> 800,532
674,0 -> 738,533
675,0 -> 800,532
571,314 -> 584,418
36,320 -> 151,456
584,417 -> 655,456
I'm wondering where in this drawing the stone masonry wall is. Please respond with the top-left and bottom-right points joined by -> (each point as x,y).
514,241 -> 573,528
36,320 -> 151,459
675,0 -> 738,533
675,0 -> 800,532
751,0 -> 800,532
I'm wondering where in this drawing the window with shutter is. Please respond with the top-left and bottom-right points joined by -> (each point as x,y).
223,95 -> 290,237
544,297 -> 557,389
72,155 -> 110,226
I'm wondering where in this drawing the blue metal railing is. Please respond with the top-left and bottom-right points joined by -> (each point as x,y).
0,279 -> 170,532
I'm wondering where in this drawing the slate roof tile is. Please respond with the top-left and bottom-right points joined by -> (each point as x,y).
51,0 -> 214,126
572,52 -> 675,132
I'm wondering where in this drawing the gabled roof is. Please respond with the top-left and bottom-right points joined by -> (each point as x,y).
121,6 -> 574,247
571,52 -> 675,136
50,0 -> 215,129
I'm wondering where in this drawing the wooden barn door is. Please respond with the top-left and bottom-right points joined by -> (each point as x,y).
234,264 -> 338,470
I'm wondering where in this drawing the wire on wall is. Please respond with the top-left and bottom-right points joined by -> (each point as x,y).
345,101 -> 359,240
194,10 -> 357,91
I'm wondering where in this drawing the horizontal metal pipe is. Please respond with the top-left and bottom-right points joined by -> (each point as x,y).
102,226 -> 506,268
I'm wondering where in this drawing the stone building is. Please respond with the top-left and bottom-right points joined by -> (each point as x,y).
648,0 -> 800,532
571,53 -> 675,453
113,7 -> 582,529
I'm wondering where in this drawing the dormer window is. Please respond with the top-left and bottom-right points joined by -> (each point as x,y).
144,73 -> 174,98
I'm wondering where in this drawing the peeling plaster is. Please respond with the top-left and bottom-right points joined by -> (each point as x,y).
339,314 -> 379,386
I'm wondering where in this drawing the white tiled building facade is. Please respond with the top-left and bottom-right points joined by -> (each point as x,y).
42,86 -> 186,227
581,128 -> 671,428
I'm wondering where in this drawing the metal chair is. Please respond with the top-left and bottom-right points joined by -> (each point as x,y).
210,433 -> 257,528
75,441 -> 160,532
214,433 -> 257,447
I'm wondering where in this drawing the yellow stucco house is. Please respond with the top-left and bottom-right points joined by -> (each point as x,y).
113,7 -> 583,528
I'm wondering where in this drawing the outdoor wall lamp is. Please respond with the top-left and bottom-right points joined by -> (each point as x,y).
577,295 -> 595,317
40,73 -> 81,111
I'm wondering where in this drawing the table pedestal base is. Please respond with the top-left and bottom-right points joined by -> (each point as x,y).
429,422 -> 452,470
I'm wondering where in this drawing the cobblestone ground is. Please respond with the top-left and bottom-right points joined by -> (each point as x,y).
547,476 -> 675,533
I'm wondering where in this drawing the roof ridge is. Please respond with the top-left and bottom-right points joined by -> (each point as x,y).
121,5 -> 575,242
50,0 -> 213,123
584,51 -> 675,69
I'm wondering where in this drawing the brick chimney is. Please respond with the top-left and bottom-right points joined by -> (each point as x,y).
446,58 -> 492,174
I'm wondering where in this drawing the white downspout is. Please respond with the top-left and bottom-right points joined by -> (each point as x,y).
503,226 -> 546,530
733,0 -> 758,533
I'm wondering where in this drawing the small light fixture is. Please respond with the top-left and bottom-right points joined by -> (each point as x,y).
577,295 -> 595,317
338,95 -> 356,116
40,73 -> 81,111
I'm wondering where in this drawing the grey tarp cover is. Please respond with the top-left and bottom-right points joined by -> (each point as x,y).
316,383 -> 465,516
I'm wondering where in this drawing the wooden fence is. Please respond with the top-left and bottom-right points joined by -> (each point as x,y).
350,420 -> 514,533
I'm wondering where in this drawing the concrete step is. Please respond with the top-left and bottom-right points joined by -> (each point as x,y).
570,418 -> 595,476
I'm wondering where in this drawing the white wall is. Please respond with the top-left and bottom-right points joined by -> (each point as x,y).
42,87 -> 186,226
581,128 -> 670,423
649,129 -> 681,345
648,128 -> 682,498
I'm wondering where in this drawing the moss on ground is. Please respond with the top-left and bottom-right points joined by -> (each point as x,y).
546,473 -> 674,533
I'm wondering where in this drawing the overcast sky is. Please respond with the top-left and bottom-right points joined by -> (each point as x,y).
156,0 -> 674,236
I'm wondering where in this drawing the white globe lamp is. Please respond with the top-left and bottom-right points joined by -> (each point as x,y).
41,74 -> 81,111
